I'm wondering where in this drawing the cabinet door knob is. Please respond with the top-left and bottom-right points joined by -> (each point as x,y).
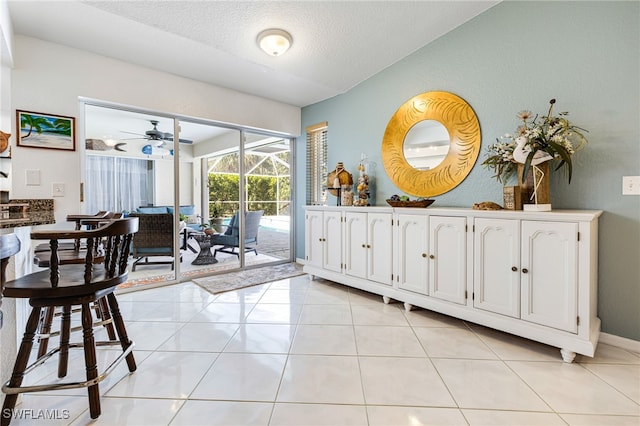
512,266 -> 518,272
422,253 -> 427,258
367,244 -> 371,248
429,254 -> 435,259
522,268 -> 529,274
362,244 -> 366,248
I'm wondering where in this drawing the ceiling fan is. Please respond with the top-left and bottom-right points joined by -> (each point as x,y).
121,120 -> 193,146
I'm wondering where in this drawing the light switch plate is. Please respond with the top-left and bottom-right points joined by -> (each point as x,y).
25,169 -> 41,186
52,182 -> 65,197
622,176 -> 640,195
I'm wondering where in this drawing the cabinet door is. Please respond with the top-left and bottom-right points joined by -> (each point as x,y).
521,221 -> 578,333
344,212 -> 367,279
429,216 -> 467,305
367,212 -> 393,285
305,210 -> 324,268
473,218 -> 520,318
397,214 -> 429,294
323,211 -> 343,273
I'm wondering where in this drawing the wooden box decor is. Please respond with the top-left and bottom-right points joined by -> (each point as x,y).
503,186 -> 525,210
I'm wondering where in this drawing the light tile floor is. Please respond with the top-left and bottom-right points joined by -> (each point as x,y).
5,275 -> 640,425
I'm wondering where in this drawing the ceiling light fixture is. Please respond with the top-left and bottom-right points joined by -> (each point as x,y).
257,29 -> 292,57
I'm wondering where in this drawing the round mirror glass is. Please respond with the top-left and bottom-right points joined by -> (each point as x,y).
403,120 -> 450,171
382,91 -> 481,197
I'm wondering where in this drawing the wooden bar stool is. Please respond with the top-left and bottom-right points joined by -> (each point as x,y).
32,214 -> 124,357
0,233 -> 21,327
33,211 -> 110,253
1,218 -> 139,425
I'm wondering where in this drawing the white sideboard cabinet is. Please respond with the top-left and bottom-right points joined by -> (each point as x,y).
344,211 -> 393,286
303,206 -> 602,362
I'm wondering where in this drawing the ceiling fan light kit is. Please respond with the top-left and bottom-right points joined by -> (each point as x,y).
257,28 -> 292,56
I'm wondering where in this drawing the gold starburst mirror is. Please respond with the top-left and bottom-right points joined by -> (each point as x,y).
382,91 -> 481,197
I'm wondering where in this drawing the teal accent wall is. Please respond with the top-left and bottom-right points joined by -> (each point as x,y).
295,1 -> 640,340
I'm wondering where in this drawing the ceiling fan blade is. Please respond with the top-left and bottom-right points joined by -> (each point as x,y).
164,135 -> 193,144
120,130 -> 146,136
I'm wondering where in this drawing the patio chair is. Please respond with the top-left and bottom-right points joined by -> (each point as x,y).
128,213 -> 177,271
212,210 -> 263,259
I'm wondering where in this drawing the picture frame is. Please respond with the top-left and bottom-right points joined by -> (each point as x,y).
16,110 -> 75,151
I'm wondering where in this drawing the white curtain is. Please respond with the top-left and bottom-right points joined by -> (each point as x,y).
86,155 -> 151,214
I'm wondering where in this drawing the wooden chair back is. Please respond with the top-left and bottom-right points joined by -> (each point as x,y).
0,233 -> 21,308
29,218 -> 139,288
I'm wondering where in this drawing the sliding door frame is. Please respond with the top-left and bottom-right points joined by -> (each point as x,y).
80,97 -> 296,285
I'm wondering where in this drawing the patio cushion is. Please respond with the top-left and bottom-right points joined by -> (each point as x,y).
166,205 -> 196,215
136,206 -> 169,214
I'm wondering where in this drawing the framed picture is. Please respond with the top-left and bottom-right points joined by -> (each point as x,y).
16,110 -> 75,151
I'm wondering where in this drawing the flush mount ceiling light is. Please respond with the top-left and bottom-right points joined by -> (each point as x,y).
257,29 -> 293,57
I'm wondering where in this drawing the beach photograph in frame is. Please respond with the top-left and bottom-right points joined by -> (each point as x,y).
16,110 -> 75,151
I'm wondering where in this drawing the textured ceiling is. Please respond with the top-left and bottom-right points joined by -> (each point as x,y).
8,0 -> 499,107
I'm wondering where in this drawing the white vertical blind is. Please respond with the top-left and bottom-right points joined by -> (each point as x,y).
306,122 -> 328,205
86,155 -> 151,213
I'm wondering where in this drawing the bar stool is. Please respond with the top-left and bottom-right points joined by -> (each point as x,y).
33,211 -> 110,253
1,218 -> 139,425
0,233 -> 21,326
33,214 -> 124,357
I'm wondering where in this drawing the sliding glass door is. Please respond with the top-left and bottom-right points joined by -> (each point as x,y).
84,105 -> 177,286
83,102 -> 294,288
243,132 -> 291,263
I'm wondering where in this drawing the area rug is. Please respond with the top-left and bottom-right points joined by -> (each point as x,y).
117,252 -> 283,290
193,262 -> 305,294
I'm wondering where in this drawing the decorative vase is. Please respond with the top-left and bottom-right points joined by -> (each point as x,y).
354,153 -> 373,206
340,185 -> 353,206
518,162 -> 551,211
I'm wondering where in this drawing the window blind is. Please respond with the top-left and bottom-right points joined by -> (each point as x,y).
306,122 -> 328,205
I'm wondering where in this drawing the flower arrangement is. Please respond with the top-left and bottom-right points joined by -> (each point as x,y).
481,138 -> 518,184
483,99 -> 587,184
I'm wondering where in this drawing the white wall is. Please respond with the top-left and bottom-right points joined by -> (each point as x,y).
0,0 -> 14,393
10,35 -> 301,227
152,160 -> 194,207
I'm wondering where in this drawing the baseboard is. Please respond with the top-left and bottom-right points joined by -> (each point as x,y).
599,332 -> 640,353
292,262 -> 639,354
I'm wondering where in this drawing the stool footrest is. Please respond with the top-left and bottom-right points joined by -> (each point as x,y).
2,339 -> 134,395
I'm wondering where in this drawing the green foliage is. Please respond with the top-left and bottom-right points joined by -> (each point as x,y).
208,173 -> 291,216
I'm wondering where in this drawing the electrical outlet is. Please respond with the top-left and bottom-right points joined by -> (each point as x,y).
622,176 -> 640,195
52,182 -> 65,197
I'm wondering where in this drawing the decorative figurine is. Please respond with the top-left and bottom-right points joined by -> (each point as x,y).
327,162 -> 353,206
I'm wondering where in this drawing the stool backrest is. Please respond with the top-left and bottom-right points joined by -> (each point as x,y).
0,233 -> 21,307
30,218 -> 139,287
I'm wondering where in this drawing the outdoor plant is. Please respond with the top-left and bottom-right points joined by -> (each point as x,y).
211,201 -> 222,218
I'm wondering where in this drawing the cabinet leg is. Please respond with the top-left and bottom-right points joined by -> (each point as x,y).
404,302 -> 413,312
560,348 -> 576,363
382,296 -> 391,304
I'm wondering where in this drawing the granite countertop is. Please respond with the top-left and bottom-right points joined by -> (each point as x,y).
0,199 -> 56,229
